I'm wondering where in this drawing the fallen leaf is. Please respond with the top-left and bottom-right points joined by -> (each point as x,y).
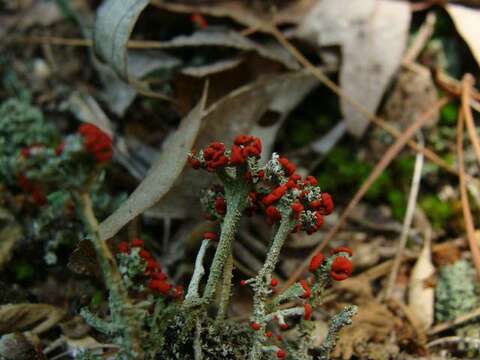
296,0 -> 411,137
0,333 -> 42,360
98,87 -> 208,240
94,0 -> 150,79
408,239 -> 435,330
446,4 -> 480,68
0,208 -> 22,270
68,92 -> 114,137
152,30 -> 298,70
146,70 -> 319,219
0,303 -> 66,335
181,57 -> 244,78
331,301 -> 397,359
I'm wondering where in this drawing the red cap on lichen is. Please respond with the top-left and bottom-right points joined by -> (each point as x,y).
191,13 -> 208,29
278,157 -> 296,176
304,303 -> 312,320
265,331 -> 273,337
131,238 -> 144,247
299,279 -> 311,298
271,278 -> 278,287
330,256 -> 353,281
277,349 -> 286,359
304,175 -> 318,186
78,123 -> 113,164
203,232 -> 218,241
319,193 -> 334,215
250,322 -> 261,331
215,196 -> 226,215
330,246 -> 353,257
309,252 -> 325,273
139,249 -> 151,259
148,279 -> 171,295
117,241 -> 129,254
266,206 -> 282,223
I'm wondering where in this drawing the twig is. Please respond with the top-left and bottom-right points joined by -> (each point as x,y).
280,97 -> 449,292
456,81 -> 480,278
428,307 -> 480,335
427,336 -> 480,349
462,74 -> 480,167
387,298 -> 428,347
403,12 -> 436,64
384,132 -> 425,300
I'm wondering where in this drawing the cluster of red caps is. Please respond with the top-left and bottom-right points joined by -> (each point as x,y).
16,124 -> 113,206
309,246 -> 353,281
117,239 -> 183,299
17,144 -> 48,206
77,124 -> 113,164
188,135 -> 262,172
188,135 -> 334,235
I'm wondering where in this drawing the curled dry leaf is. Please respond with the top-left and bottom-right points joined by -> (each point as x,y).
150,30 -> 299,70
0,303 -> 66,335
296,0 -> 411,137
0,208 -> 22,270
408,239 -> 435,330
94,0 -> 150,79
98,88 -> 207,241
446,4 -> 480,68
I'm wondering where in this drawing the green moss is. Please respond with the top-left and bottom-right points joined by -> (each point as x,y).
387,189 -> 406,220
14,261 -> 35,282
440,102 -> 459,126
419,194 -> 453,229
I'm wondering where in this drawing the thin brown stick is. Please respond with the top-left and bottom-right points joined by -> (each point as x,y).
384,133 -> 425,300
457,86 -> 480,278
403,12 -> 436,64
462,74 -> 480,167
280,97 -> 449,292
428,307 -> 480,335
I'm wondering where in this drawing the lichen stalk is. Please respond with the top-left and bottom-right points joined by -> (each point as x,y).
317,305 -> 358,360
78,191 -> 144,358
249,215 -> 296,360
217,253 -> 234,321
202,181 -> 249,303
185,239 -> 210,305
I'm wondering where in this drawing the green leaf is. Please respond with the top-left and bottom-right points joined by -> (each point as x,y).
98,88 -> 208,240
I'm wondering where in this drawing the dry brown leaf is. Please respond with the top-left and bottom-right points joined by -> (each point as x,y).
0,208 -> 22,270
331,301 -> 398,359
446,4 -> 480,68
98,88 -> 207,240
296,0 -> 411,137
0,333 -> 42,360
0,303 -> 66,335
408,239 -> 435,330
149,30 -> 299,70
